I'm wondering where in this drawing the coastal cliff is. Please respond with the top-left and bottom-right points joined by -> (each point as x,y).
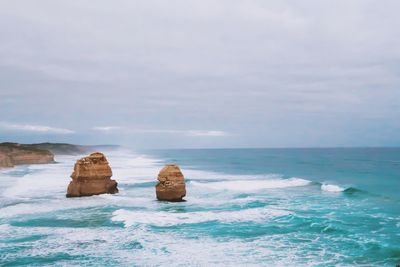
0,152 -> 13,167
0,143 -> 55,168
0,142 -> 119,168
29,143 -> 89,155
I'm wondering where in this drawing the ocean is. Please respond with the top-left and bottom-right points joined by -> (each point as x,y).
0,148 -> 399,266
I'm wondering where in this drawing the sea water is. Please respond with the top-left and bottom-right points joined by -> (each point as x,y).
0,148 -> 399,266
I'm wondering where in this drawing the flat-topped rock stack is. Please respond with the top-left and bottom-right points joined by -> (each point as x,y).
155,164 -> 186,202
66,152 -> 118,197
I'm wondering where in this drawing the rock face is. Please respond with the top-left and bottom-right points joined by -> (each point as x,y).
155,164 -> 186,201
0,143 -> 55,168
0,153 -> 13,168
66,152 -> 118,197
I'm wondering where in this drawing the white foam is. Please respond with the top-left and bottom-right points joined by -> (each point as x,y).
0,194 -> 156,219
0,148 -> 370,266
190,177 -> 311,192
112,207 -> 292,227
321,183 -> 345,192
1,158 -> 74,199
0,150 -> 161,199
184,169 -> 282,181
0,223 -> 309,266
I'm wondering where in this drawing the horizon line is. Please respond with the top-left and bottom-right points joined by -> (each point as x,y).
2,141 -> 399,150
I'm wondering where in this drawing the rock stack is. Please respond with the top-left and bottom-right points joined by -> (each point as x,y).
66,152 -> 118,197
155,164 -> 186,202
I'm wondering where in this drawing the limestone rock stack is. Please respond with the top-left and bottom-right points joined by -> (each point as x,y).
66,152 -> 118,197
155,164 -> 186,201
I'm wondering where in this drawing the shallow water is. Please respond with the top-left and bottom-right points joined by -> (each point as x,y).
0,148 -> 399,266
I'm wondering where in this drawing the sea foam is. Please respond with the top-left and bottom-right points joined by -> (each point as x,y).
112,207 -> 292,227
1,148 -> 398,267
321,183 -> 345,192
190,177 -> 311,192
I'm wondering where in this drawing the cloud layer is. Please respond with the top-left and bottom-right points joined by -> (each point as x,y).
0,1 -> 399,148
92,127 -> 229,137
0,122 -> 74,134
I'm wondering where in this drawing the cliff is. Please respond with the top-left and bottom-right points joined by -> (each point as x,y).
30,143 -> 89,155
0,142 -> 120,168
0,143 -> 55,168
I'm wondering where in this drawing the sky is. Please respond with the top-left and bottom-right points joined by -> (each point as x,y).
0,0 -> 399,149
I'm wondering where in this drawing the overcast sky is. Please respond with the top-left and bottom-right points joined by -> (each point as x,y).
0,0 -> 399,148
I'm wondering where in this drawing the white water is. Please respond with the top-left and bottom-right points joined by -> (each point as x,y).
112,207 -> 292,227
0,150 -> 347,221
2,149 -> 388,266
190,177 -> 311,192
321,183 -> 345,192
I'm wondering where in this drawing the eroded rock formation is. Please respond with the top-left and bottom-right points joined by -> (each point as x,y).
0,143 -> 55,168
155,164 -> 186,201
66,152 -> 118,197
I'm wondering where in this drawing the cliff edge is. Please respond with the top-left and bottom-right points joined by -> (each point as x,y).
0,143 -> 55,168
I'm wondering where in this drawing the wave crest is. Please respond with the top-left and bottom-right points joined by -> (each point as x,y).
189,178 -> 311,192
321,183 -> 345,192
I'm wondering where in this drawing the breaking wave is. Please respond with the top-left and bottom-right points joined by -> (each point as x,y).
112,207 -> 292,227
321,183 -> 346,192
189,177 -> 311,192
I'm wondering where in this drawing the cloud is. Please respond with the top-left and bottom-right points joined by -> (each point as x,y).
92,126 -> 122,132
186,130 -> 229,137
91,127 -> 230,137
0,1 -> 399,147
130,129 -> 230,137
0,122 -> 74,134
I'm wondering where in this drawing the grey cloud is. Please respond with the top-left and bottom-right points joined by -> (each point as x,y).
92,127 -> 230,137
0,1 -> 399,148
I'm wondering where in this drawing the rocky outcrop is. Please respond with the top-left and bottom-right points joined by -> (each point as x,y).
66,152 -> 118,197
155,164 -> 186,202
0,143 -> 55,168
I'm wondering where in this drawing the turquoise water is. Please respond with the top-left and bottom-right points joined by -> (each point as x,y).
0,148 -> 399,266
